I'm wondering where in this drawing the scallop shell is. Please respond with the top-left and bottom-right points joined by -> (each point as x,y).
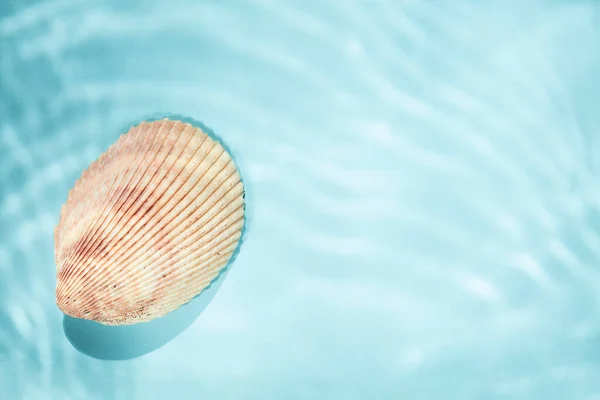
54,119 -> 245,326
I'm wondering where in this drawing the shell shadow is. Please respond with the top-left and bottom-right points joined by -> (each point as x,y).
63,268 -> 229,361
62,114 -> 248,361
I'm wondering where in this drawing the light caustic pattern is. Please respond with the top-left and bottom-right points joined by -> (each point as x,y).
1,0 -> 600,399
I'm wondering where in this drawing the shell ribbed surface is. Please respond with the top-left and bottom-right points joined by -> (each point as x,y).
54,119 -> 245,325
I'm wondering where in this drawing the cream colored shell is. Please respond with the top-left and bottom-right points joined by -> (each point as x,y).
54,119 -> 245,325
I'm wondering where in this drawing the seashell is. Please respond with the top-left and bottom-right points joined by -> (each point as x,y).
54,118 -> 245,326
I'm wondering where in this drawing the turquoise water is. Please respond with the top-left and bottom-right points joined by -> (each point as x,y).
1,0 -> 600,399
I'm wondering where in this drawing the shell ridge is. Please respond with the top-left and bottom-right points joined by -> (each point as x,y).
78,157 -> 240,316
58,124 -> 146,269
57,122 -> 161,296
60,119 -> 178,309
57,126 -> 145,285
56,132 -> 124,258
86,129 -> 213,275
60,127 -> 138,242
100,231 -> 243,326
83,126 -> 207,305
90,201 -> 245,310
136,249 -> 234,317
105,234 -> 240,321
74,136 -> 221,297
56,118 -> 246,325
74,140 -> 224,311
70,122 -> 195,303
161,214 -> 244,284
57,121 -> 170,309
150,152 -> 233,244
79,120 -> 175,267
86,153 -> 236,297
86,122 -> 189,263
155,168 -> 241,248
154,251 -> 236,317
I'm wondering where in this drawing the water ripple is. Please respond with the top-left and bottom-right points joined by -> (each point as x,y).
2,0 -> 600,399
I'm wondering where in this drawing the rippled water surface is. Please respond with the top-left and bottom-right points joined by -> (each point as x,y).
2,0 -> 600,399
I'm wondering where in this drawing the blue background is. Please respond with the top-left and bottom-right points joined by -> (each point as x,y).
1,0 -> 600,399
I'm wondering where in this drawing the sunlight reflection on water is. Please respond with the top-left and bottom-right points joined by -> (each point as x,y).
1,0 -> 600,399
